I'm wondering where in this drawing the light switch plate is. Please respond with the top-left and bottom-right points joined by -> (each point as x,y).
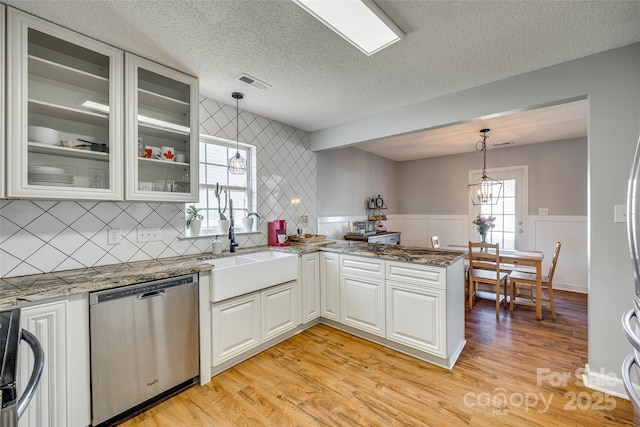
615,205 -> 627,223
538,208 -> 549,216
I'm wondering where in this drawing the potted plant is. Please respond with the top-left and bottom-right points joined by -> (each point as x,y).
242,211 -> 261,232
215,183 -> 229,232
186,205 -> 203,235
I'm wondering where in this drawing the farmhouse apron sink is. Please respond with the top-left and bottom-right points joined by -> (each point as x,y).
205,251 -> 298,302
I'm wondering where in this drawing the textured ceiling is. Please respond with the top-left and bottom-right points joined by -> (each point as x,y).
6,0 -> 640,158
355,99 -> 589,161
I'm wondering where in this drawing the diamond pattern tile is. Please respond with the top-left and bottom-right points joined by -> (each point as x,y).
0,96 -> 316,278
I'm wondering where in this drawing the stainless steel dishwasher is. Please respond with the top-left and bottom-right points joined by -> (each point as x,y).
89,274 -> 199,427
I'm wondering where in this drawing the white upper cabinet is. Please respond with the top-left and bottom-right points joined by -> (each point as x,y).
125,53 -> 198,201
0,5 -> 5,199
6,8 -> 124,200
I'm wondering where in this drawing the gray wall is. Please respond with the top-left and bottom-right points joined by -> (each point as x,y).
311,43 -> 640,382
317,147 -> 398,216
318,138 -> 587,217
396,138 -> 586,215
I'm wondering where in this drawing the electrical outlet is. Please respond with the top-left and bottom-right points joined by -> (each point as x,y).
538,208 -> 549,216
615,205 -> 627,223
137,227 -> 161,243
107,228 -> 122,245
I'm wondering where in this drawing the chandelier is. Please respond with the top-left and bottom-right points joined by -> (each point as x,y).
468,129 -> 502,205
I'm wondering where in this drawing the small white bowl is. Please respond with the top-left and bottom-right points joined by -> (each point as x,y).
28,126 -> 59,145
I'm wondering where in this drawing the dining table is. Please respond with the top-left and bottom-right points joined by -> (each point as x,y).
446,245 -> 545,320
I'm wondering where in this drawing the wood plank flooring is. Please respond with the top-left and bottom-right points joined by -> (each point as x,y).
120,291 -> 635,426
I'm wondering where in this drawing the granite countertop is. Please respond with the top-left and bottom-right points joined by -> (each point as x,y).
322,241 -> 465,266
0,243 -> 464,310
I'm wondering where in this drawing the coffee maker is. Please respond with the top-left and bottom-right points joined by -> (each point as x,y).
268,220 -> 290,246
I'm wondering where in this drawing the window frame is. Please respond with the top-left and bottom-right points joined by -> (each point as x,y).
190,134 -> 257,236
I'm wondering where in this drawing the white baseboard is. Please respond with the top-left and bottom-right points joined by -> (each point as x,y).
554,281 -> 588,294
582,363 -> 629,399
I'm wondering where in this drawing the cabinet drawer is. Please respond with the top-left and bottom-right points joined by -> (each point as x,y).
386,261 -> 444,289
341,255 -> 384,278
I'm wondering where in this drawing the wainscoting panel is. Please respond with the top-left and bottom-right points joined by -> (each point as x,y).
385,215 -> 468,249
430,216 -> 469,248
529,215 -> 587,293
392,216 -> 428,247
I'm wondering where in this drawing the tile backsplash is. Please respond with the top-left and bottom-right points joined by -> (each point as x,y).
0,96 -> 317,278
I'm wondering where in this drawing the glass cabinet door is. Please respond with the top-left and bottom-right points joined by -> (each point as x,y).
125,53 -> 199,202
6,9 -> 123,200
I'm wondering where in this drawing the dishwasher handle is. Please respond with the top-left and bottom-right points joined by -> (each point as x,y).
17,329 -> 44,418
138,290 -> 165,300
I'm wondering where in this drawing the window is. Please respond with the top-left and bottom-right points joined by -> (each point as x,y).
480,179 -> 516,249
190,135 -> 256,234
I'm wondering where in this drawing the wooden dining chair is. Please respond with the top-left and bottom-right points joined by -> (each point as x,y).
468,241 -> 510,318
509,242 -> 561,320
431,235 -> 440,249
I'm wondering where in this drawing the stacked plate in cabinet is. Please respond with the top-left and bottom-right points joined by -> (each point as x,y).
28,165 -> 74,187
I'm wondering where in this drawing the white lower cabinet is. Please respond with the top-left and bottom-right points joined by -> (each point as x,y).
211,293 -> 261,365
386,280 -> 446,357
320,252 -> 340,321
340,255 -> 385,337
211,280 -> 299,366
262,281 -> 298,340
300,253 -> 320,324
19,294 -> 91,427
385,260 -> 450,358
340,275 -> 385,336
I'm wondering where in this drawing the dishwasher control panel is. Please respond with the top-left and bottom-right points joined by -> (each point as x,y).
89,274 -> 197,305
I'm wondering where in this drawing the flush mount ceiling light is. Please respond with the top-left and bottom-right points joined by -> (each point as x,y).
468,129 -> 503,205
292,0 -> 403,56
228,92 -> 247,175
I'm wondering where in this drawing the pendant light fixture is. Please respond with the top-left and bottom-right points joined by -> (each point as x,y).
468,129 -> 502,205
228,92 -> 246,175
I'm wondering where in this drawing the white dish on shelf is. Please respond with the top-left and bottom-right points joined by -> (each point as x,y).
28,165 -> 66,175
28,174 -> 73,181
28,126 -> 59,145
29,180 -> 74,187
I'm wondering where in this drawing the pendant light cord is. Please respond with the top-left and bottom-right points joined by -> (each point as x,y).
236,94 -> 240,153
228,92 -> 246,174
476,129 -> 489,178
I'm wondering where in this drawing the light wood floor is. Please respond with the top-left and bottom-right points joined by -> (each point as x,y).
120,291 -> 634,426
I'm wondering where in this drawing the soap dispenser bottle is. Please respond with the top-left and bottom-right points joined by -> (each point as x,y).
212,236 -> 222,254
